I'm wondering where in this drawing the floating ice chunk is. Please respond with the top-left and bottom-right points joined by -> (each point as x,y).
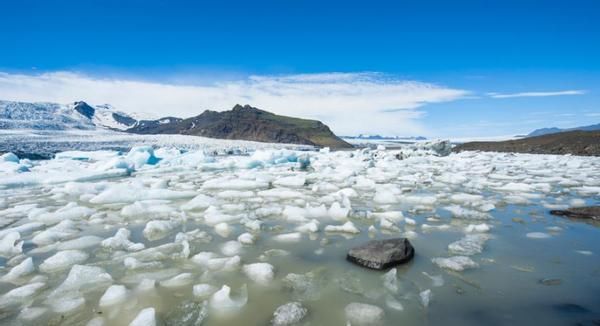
569,198 -> 586,207
0,232 -> 23,258
272,302 -> 308,326
86,317 -> 105,326
121,201 -> 173,217
221,240 -> 243,256
258,188 -> 304,199
214,223 -> 231,238
345,302 -> 385,326
203,177 -> 268,190
448,234 -> 489,256
181,194 -> 215,211
237,232 -> 256,245
385,295 -> 404,311
126,146 -> 160,169
0,282 -> 45,308
89,184 -> 195,204
123,257 -> 162,270
373,191 -> 397,204
209,284 -> 248,312
575,250 -> 593,255
444,205 -> 489,220
432,256 -> 479,272
51,295 -> 85,314
422,272 -> 444,287
39,250 -> 89,272
283,205 -> 308,222
206,256 -> 241,271
526,232 -> 551,239
143,220 -> 176,241
381,268 -> 398,293
282,270 -> 323,301
405,217 -> 416,225
102,228 -> 145,251
464,223 -> 491,233
295,220 -> 320,233
136,279 -> 156,292
99,285 -> 128,307
421,224 -> 451,231
18,306 -> 47,322
1,257 -> 34,283
324,221 -> 360,234
419,289 -> 432,307
329,202 -> 350,220
372,211 -> 404,222
57,235 -> 103,250
274,175 -> 306,188
129,307 -> 157,326
50,265 -> 113,298
160,273 -> 194,288
193,283 -> 218,298
1,152 -> 19,163
273,232 -> 303,243
498,182 -> 534,193
31,219 -> 78,246
379,218 -> 399,231
243,263 -> 275,285
354,176 -> 376,190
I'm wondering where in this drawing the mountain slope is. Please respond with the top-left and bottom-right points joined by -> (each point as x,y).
128,104 -> 352,148
528,123 -> 600,137
0,100 -> 137,131
454,130 -> 600,156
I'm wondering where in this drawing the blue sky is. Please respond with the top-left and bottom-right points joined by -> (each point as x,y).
0,0 -> 599,137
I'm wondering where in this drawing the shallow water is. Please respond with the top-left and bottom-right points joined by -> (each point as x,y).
0,147 -> 599,325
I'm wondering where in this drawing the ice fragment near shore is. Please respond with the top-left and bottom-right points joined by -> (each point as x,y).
432,256 -> 479,272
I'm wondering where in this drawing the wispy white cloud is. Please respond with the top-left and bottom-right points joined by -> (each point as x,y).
0,71 -> 468,136
487,90 -> 586,98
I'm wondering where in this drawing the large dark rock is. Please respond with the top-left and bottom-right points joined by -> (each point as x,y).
550,206 -> 600,220
347,238 -> 415,270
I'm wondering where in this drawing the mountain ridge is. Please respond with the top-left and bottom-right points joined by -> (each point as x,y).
528,123 -> 600,137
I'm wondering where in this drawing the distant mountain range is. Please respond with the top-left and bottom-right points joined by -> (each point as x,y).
0,100 -> 351,148
342,134 -> 427,141
527,123 -> 600,137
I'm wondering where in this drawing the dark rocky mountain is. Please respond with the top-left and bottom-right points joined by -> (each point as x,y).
453,130 -> 600,156
528,123 -> 600,137
127,104 -> 352,148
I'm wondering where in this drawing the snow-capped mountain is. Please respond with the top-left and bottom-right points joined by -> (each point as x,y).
0,100 -> 138,131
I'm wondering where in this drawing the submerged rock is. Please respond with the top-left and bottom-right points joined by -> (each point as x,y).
550,206 -> 600,220
346,238 -> 414,270
164,300 -> 208,326
271,302 -> 307,325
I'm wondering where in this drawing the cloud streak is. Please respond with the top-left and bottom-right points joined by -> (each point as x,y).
0,71 -> 468,136
487,90 -> 586,99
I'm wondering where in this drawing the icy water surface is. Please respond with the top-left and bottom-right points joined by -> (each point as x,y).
0,146 -> 599,325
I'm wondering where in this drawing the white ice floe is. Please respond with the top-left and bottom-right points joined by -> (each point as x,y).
214,223 -> 231,238
0,232 -> 23,258
221,240 -> 243,256
448,234 -> 489,256
193,283 -> 218,298
237,232 -> 256,245
209,284 -> 248,312
129,307 -> 157,326
243,263 -> 275,285
420,289 -> 432,307
39,250 -> 89,272
273,232 -> 303,243
324,221 -> 360,234
432,256 -> 479,272
160,273 -> 194,288
99,284 -> 128,307
345,302 -> 385,326
143,220 -> 176,241
1,257 -> 35,283
526,232 -> 551,239
102,228 -> 145,251
0,282 -> 46,308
